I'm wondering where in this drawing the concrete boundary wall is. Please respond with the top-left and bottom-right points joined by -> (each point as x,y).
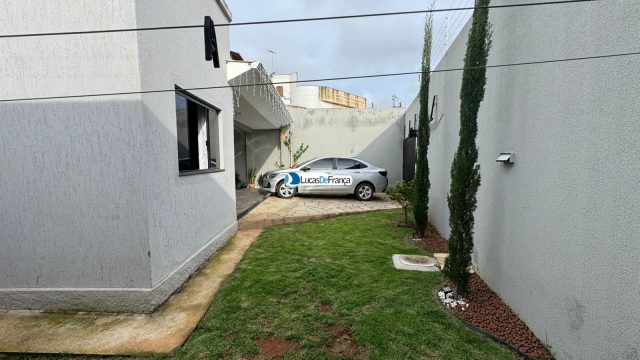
419,1 -> 640,359
288,107 -> 406,186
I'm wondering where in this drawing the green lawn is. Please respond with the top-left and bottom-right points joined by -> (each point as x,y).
170,209 -> 516,360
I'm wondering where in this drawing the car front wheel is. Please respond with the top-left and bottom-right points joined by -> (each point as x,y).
355,183 -> 374,201
276,180 -> 295,199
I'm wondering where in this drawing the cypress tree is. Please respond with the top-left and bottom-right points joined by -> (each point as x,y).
412,12 -> 433,238
442,0 -> 492,296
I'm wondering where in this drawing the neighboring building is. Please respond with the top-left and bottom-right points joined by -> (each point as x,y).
408,1 -> 640,359
0,0 -> 236,313
227,58 -> 292,188
272,73 -> 367,109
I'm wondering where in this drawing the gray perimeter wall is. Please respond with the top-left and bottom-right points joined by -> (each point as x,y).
420,1 -> 640,359
287,107 -> 406,186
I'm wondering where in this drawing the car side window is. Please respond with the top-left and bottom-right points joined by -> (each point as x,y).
307,158 -> 334,170
337,158 -> 356,170
354,161 -> 368,169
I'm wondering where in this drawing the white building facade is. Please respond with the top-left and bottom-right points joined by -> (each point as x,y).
0,0 -> 237,313
271,73 -> 367,109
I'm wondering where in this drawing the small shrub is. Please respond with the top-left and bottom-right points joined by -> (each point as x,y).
386,180 -> 415,225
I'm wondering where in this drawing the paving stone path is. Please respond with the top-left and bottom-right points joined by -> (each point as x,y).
238,194 -> 400,230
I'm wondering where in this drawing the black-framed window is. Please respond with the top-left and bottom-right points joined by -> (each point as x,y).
307,158 -> 334,170
175,89 -> 220,173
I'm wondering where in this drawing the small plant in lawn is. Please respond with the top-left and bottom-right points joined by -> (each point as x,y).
386,180 -> 415,226
282,129 -> 309,168
291,143 -> 309,168
443,0 -> 492,297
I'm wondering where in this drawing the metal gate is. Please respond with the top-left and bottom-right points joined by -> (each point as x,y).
403,136 -> 417,181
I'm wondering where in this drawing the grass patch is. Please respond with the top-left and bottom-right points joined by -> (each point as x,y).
174,209 -> 516,359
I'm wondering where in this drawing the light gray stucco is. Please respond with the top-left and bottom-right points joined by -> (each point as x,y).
287,107 -> 406,186
0,0 -> 237,312
416,1 -> 640,359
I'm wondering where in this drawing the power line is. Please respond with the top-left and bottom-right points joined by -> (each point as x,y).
2,50 -> 637,103
0,0 -> 601,39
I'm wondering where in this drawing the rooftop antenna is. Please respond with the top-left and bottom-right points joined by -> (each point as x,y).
444,16 -> 450,49
266,50 -> 277,74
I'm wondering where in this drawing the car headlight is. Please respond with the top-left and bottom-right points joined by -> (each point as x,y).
269,173 -> 278,178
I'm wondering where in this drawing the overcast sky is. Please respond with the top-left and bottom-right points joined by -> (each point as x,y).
226,0 -> 472,108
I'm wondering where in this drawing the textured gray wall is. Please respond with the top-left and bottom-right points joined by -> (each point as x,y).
288,107 -> 406,186
422,1 -> 640,359
0,1 -> 151,290
134,0 -> 237,288
0,0 -> 237,312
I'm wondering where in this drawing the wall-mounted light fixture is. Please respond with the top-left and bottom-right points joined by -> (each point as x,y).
496,152 -> 515,164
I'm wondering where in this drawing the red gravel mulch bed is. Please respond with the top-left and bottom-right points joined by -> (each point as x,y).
448,275 -> 552,360
418,225 -> 552,359
418,225 -> 450,253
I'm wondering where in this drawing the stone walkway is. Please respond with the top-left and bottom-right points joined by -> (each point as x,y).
235,188 -> 270,218
0,229 -> 262,356
239,193 -> 399,230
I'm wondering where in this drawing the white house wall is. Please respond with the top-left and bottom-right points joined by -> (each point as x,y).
134,0 -> 237,290
0,0 -> 236,312
0,0 -> 152,304
422,1 -> 640,359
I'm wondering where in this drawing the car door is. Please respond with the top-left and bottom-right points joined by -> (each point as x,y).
333,158 -> 362,194
297,157 -> 335,194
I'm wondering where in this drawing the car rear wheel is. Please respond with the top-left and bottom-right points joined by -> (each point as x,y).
276,180 -> 295,199
355,183 -> 374,201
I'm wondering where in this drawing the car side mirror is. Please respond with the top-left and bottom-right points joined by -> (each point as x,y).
301,166 -> 310,172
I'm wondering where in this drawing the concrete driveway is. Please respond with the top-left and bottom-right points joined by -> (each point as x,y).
238,194 -> 399,230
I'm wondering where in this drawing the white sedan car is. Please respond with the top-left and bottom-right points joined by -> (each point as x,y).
259,157 -> 388,201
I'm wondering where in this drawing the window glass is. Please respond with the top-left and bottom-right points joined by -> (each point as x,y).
175,90 -> 221,173
336,158 -> 367,169
354,161 -> 368,169
208,111 -> 220,169
337,158 -> 356,170
307,158 -> 334,170
176,93 -> 193,171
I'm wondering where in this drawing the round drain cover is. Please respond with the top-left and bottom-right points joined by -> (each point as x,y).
399,255 -> 437,267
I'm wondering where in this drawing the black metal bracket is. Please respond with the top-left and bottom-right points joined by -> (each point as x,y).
204,16 -> 220,68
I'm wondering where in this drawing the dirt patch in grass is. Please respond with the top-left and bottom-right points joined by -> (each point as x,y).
327,325 -> 365,358
418,225 -> 449,253
318,303 -> 332,313
256,337 -> 295,359
448,274 -> 552,360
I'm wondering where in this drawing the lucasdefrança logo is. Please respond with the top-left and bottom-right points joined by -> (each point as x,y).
284,172 -> 352,188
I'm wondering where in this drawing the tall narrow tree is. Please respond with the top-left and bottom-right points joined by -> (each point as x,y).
412,11 -> 433,238
443,0 -> 492,296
